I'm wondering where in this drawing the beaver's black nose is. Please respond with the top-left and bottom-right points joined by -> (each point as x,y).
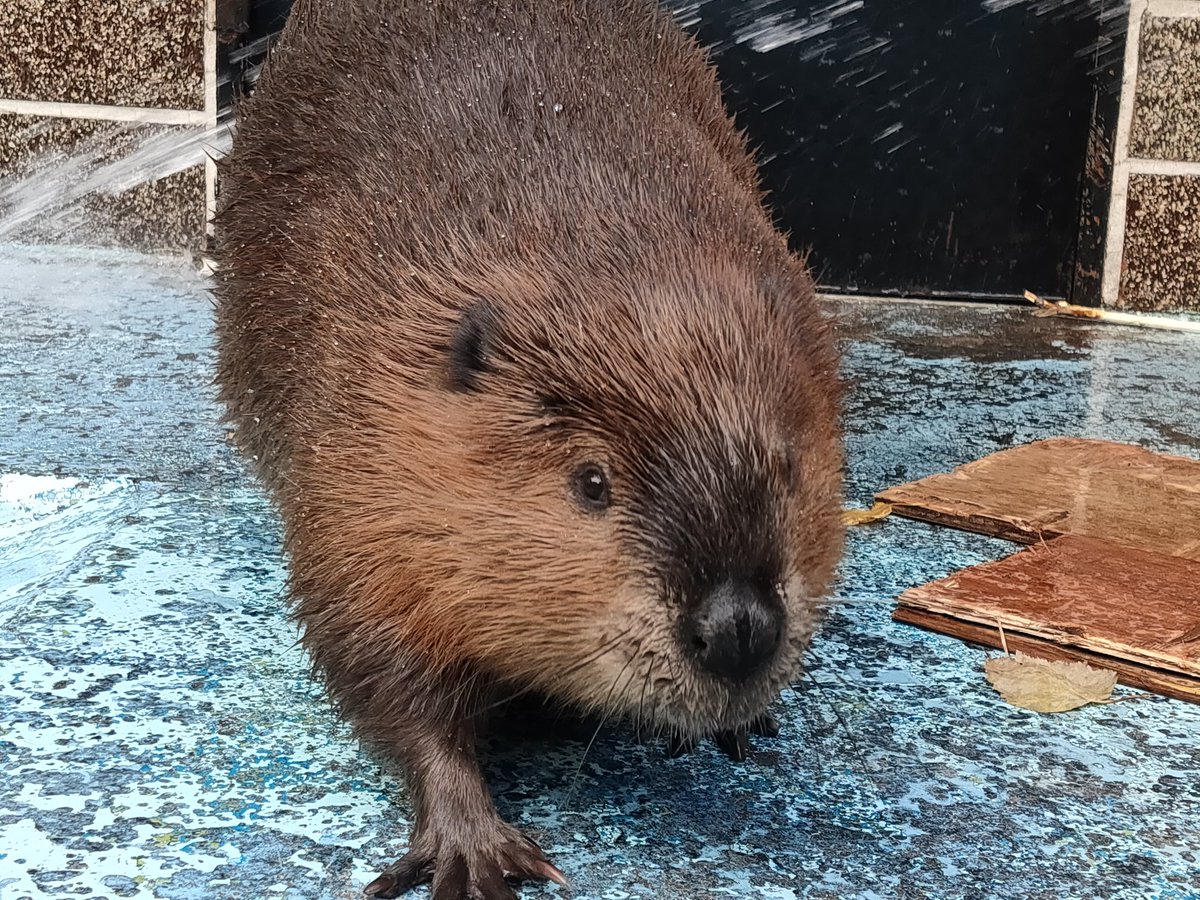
685,578 -> 784,683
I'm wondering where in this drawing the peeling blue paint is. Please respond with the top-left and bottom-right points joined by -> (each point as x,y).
0,245 -> 1198,899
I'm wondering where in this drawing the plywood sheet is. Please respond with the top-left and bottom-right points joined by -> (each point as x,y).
876,438 -> 1200,559
895,535 -> 1200,702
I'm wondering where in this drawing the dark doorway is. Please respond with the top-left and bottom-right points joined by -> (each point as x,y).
216,0 -> 292,112
221,0 -> 1127,303
667,0 -> 1127,304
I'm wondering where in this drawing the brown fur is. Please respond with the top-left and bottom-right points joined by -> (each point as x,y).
212,1 -> 843,897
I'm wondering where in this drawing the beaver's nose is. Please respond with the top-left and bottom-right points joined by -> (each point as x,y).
685,578 -> 784,683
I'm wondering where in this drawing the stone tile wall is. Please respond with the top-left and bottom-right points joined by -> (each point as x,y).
0,1 -> 1196,305
0,1 -> 214,254
1106,0 -> 1200,310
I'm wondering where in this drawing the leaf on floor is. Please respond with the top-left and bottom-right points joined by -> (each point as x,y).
984,652 -> 1117,713
842,502 -> 893,526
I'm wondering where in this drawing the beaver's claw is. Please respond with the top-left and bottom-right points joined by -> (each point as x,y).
667,713 -> 781,762
364,824 -> 566,900
364,851 -> 435,898
714,712 -> 780,762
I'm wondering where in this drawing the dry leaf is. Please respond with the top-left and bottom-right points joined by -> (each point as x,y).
984,652 -> 1117,713
842,502 -> 893,527
1023,289 -> 1200,332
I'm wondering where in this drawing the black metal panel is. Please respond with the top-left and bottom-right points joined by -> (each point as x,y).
220,0 -> 1127,303
217,0 -> 292,111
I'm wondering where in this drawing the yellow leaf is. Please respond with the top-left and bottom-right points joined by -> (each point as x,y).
842,502 -> 893,527
984,653 -> 1117,713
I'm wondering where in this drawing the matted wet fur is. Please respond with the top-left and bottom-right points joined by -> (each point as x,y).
212,0 -> 844,897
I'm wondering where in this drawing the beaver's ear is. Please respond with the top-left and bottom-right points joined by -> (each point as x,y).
448,299 -> 498,393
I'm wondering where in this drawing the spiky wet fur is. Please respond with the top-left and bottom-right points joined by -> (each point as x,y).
212,0 -> 843,895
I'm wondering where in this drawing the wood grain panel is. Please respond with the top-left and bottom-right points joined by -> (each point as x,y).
895,534 -> 1200,702
877,438 -> 1200,559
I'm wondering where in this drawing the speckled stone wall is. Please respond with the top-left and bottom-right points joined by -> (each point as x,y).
0,1 -> 211,254
0,0 -> 206,109
1130,16 -> 1200,162
1111,6 -> 1200,311
0,114 -> 208,251
1121,173 -> 1200,310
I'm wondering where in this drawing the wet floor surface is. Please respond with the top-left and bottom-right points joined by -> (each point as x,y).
1,244 -> 1198,900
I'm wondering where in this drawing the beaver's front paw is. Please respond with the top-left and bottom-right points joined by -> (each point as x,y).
364,822 -> 566,900
667,713 -> 781,762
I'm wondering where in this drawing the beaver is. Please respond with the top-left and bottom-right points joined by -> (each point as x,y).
212,0 -> 844,897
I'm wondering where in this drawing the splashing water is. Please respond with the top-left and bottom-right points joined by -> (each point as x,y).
0,118 -> 233,244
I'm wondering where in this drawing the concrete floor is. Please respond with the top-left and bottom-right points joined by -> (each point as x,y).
1,243 -> 1198,900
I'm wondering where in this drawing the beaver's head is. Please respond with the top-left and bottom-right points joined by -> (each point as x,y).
299,257 -> 842,737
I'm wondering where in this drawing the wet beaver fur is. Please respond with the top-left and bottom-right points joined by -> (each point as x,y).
212,0 -> 844,896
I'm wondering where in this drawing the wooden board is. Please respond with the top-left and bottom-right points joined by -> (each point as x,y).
894,608 -> 1200,704
876,438 -> 1200,560
895,535 -> 1200,703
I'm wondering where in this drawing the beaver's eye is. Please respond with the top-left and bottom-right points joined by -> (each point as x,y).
573,464 -> 611,512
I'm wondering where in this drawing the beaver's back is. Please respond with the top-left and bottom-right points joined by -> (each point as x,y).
213,0 -> 793,493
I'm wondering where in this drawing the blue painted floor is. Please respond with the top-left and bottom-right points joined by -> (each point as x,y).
1,243 -> 1198,900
